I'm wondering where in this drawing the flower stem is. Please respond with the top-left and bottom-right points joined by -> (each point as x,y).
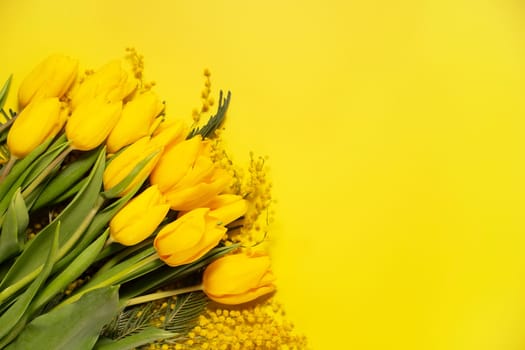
0,156 -> 17,183
22,145 -> 74,199
59,253 -> 160,307
125,284 -> 204,307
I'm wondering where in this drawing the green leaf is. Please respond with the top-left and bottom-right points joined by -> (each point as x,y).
0,189 -> 29,264
187,90 -> 231,139
0,223 -> 58,342
95,327 -> 174,350
0,149 -> 106,304
32,148 -> 100,211
120,244 -> 239,300
162,292 -> 208,334
0,138 -> 53,217
6,286 -> 120,350
0,75 -> 12,111
31,230 -> 109,314
53,186 -> 139,273
21,138 -> 69,189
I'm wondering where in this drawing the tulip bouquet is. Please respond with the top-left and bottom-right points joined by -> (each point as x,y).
0,51 -> 306,350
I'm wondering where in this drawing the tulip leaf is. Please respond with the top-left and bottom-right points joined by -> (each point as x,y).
94,327 -> 175,350
0,189 -> 29,264
76,247 -> 160,296
53,185 -> 138,273
30,230 -> 109,314
32,148 -> 100,211
119,244 -> 239,300
187,90 -> 231,139
6,286 -> 120,350
0,138 -> 53,217
21,138 -> 69,189
0,149 -> 106,303
0,75 -> 12,112
0,223 -> 58,343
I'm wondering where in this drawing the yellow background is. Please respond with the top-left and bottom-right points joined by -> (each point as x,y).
2,1 -> 525,349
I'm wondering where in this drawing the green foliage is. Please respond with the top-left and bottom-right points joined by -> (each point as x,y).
6,286 -> 120,350
0,190 -> 29,264
187,90 -> 231,139
99,292 -> 207,348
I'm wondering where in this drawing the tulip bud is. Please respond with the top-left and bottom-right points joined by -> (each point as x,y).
154,208 -> 226,267
106,91 -> 164,154
178,194 -> 247,226
70,60 -> 137,109
18,54 -> 78,108
202,252 -> 276,305
150,136 -> 232,211
66,96 -> 122,151
150,117 -> 188,150
103,137 -> 163,196
109,185 -> 170,246
7,97 -> 67,158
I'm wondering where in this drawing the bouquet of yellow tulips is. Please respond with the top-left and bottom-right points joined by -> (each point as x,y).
0,52 -> 298,350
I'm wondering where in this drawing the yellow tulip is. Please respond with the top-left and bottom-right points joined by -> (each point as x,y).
106,91 -> 164,154
150,117 -> 188,150
70,60 -> 137,109
150,136 -> 232,211
109,185 -> 170,246
7,97 -> 67,158
154,208 -> 226,267
178,194 -> 247,226
103,137 -> 163,196
202,252 -> 276,305
207,194 -> 248,225
65,96 -> 122,151
18,54 -> 78,108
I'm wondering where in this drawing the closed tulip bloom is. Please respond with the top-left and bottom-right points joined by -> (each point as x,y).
154,208 -> 226,267
18,54 -> 78,108
66,96 -> 122,151
150,117 -> 187,150
7,97 -> 67,158
106,91 -> 164,153
109,185 -> 170,246
103,137 -> 163,196
70,60 -> 137,109
150,136 -> 232,211
202,252 -> 276,305
181,194 -> 247,226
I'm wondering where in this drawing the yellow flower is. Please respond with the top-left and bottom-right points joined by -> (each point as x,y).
154,208 -> 226,267
106,91 -> 164,154
7,97 -> 67,158
103,137 -> 163,196
150,136 -> 231,211
179,194 -> 247,226
70,60 -> 137,109
18,54 -> 78,108
65,96 -> 122,151
202,252 -> 276,305
206,194 -> 248,225
150,117 -> 188,150
109,185 -> 170,246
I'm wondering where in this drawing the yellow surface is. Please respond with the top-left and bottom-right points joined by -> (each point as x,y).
2,1 -> 525,349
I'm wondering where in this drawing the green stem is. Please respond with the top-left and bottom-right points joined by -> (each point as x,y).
125,284 -> 204,307
60,254 -> 160,307
0,114 -> 15,134
0,156 -> 17,183
22,145 -> 73,199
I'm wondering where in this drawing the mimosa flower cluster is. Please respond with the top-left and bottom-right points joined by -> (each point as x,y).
0,50 -> 307,349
